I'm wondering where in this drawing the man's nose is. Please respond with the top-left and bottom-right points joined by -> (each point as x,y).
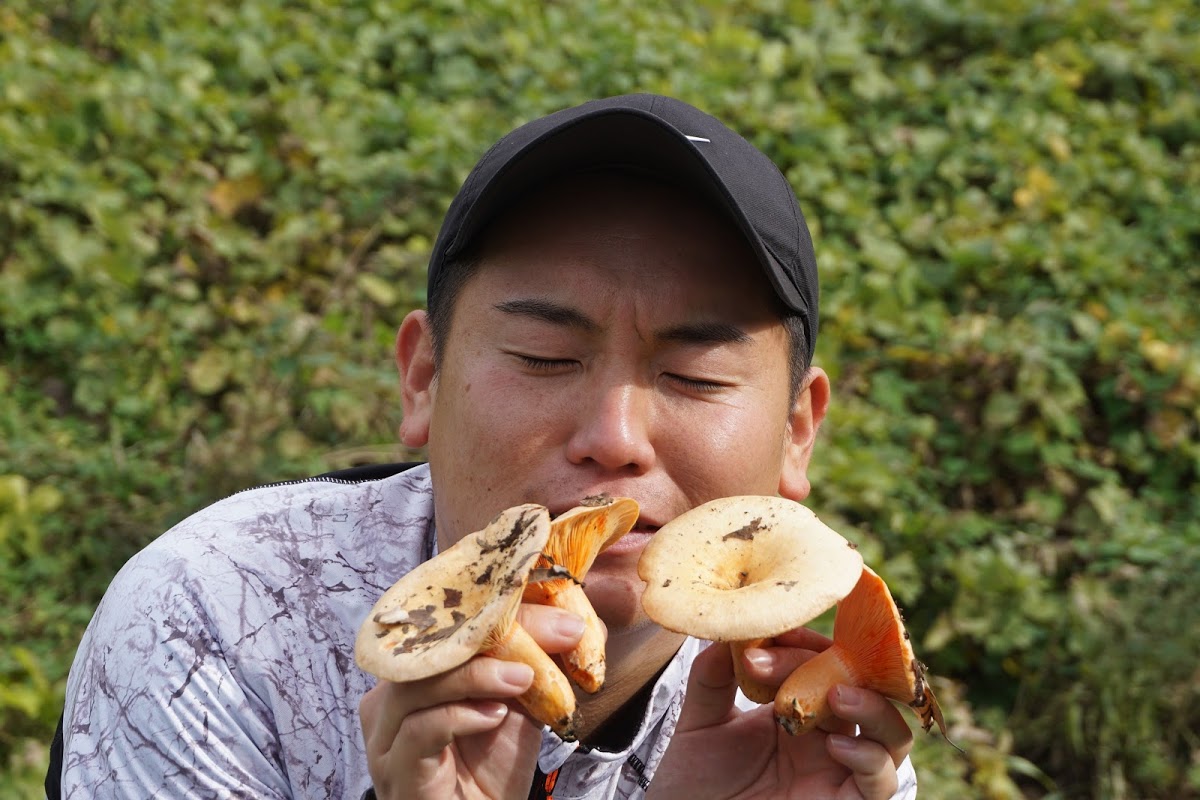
564,383 -> 655,474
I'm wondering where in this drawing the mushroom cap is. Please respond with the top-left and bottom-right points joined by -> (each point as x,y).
544,496 -> 640,577
832,565 -> 946,735
638,495 -> 863,641
355,504 -> 551,682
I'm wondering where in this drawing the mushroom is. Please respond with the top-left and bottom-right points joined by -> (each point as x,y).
523,495 -> 640,693
774,565 -> 953,745
637,495 -> 864,703
355,503 -> 581,740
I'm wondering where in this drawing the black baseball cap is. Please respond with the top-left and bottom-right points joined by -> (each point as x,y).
427,94 -> 820,360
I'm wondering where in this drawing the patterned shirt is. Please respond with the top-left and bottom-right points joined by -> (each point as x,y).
60,464 -> 917,798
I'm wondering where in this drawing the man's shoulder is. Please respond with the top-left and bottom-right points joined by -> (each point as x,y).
164,461 -> 431,553
71,461 -> 435,701
198,460 -> 430,524
58,463 -> 431,800
106,461 -> 435,620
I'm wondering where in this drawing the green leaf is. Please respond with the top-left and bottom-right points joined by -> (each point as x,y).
186,349 -> 234,396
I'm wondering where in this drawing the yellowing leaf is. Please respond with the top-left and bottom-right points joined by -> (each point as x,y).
357,273 -> 398,307
1140,339 -> 1181,372
0,474 -> 30,511
207,175 -> 265,219
1148,408 -> 1191,449
1047,133 -> 1071,161
275,430 -> 311,459
29,484 -> 64,515
1013,165 -> 1057,209
227,295 -> 262,325
1012,187 -> 1035,209
187,349 -> 233,395
758,41 -> 786,78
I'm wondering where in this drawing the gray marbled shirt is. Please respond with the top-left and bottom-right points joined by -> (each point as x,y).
60,464 -> 917,799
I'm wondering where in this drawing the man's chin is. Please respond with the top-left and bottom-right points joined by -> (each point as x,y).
583,568 -> 651,634
579,527 -> 659,630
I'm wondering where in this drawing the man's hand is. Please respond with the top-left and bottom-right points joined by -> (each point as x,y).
359,604 -> 585,800
649,629 -> 914,800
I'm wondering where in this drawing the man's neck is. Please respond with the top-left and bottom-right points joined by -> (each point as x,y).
573,626 -> 687,748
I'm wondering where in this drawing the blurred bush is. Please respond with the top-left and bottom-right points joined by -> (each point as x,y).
2,1 -> 1196,797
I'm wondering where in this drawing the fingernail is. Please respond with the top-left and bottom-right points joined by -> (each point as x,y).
836,685 -> 862,707
499,662 -> 534,689
744,649 -> 775,670
554,614 -> 586,638
480,701 -> 509,720
828,734 -> 858,753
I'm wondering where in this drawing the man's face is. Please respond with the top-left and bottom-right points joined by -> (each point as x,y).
398,174 -> 826,637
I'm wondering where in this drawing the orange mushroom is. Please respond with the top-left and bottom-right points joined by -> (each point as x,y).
523,495 -> 639,693
356,504 -> 582,739
638,496 -> 864,704
774,565 -> 953,747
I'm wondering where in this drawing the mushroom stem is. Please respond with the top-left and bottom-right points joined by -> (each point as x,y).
489,621 -> 581,741
552,584 -> 607,693
773,645 -> 858,735
731,638 -> 776,704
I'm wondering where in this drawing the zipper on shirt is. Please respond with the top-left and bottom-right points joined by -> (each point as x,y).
217,462 -> 435,561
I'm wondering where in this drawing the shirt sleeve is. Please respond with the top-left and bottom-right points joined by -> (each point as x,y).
894,755 -> 919,799
59,550 -> 291,799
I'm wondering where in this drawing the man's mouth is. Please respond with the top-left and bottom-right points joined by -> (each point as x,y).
597,523 -> 659,556
545,501 -> 661,557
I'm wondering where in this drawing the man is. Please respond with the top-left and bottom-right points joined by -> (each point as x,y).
56,95 -> 918,799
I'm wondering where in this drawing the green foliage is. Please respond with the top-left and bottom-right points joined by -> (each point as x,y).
2,1 -> 1197,797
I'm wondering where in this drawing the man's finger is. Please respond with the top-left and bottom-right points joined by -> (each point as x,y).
772,627 -> 833,652
828,685 -> 914,766
735,625 -> 832,695
827,734 -> 898,800
366,700 -> 543,800
360,658 -> 534,748
816,713 -> 859,738
516,603 -> 587,654
738,645 -> 821,690
674,642 -> 738,733
397,701 -> 512,760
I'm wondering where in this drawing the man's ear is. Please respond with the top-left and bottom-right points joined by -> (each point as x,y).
395,310 -> 436,448
778,366 -> 830,502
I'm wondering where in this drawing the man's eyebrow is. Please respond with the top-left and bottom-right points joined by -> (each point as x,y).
494,298 -> 599,332
657,321 -> 752,346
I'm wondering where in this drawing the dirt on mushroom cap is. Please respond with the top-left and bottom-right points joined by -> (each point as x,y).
355,504 -> 551,682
